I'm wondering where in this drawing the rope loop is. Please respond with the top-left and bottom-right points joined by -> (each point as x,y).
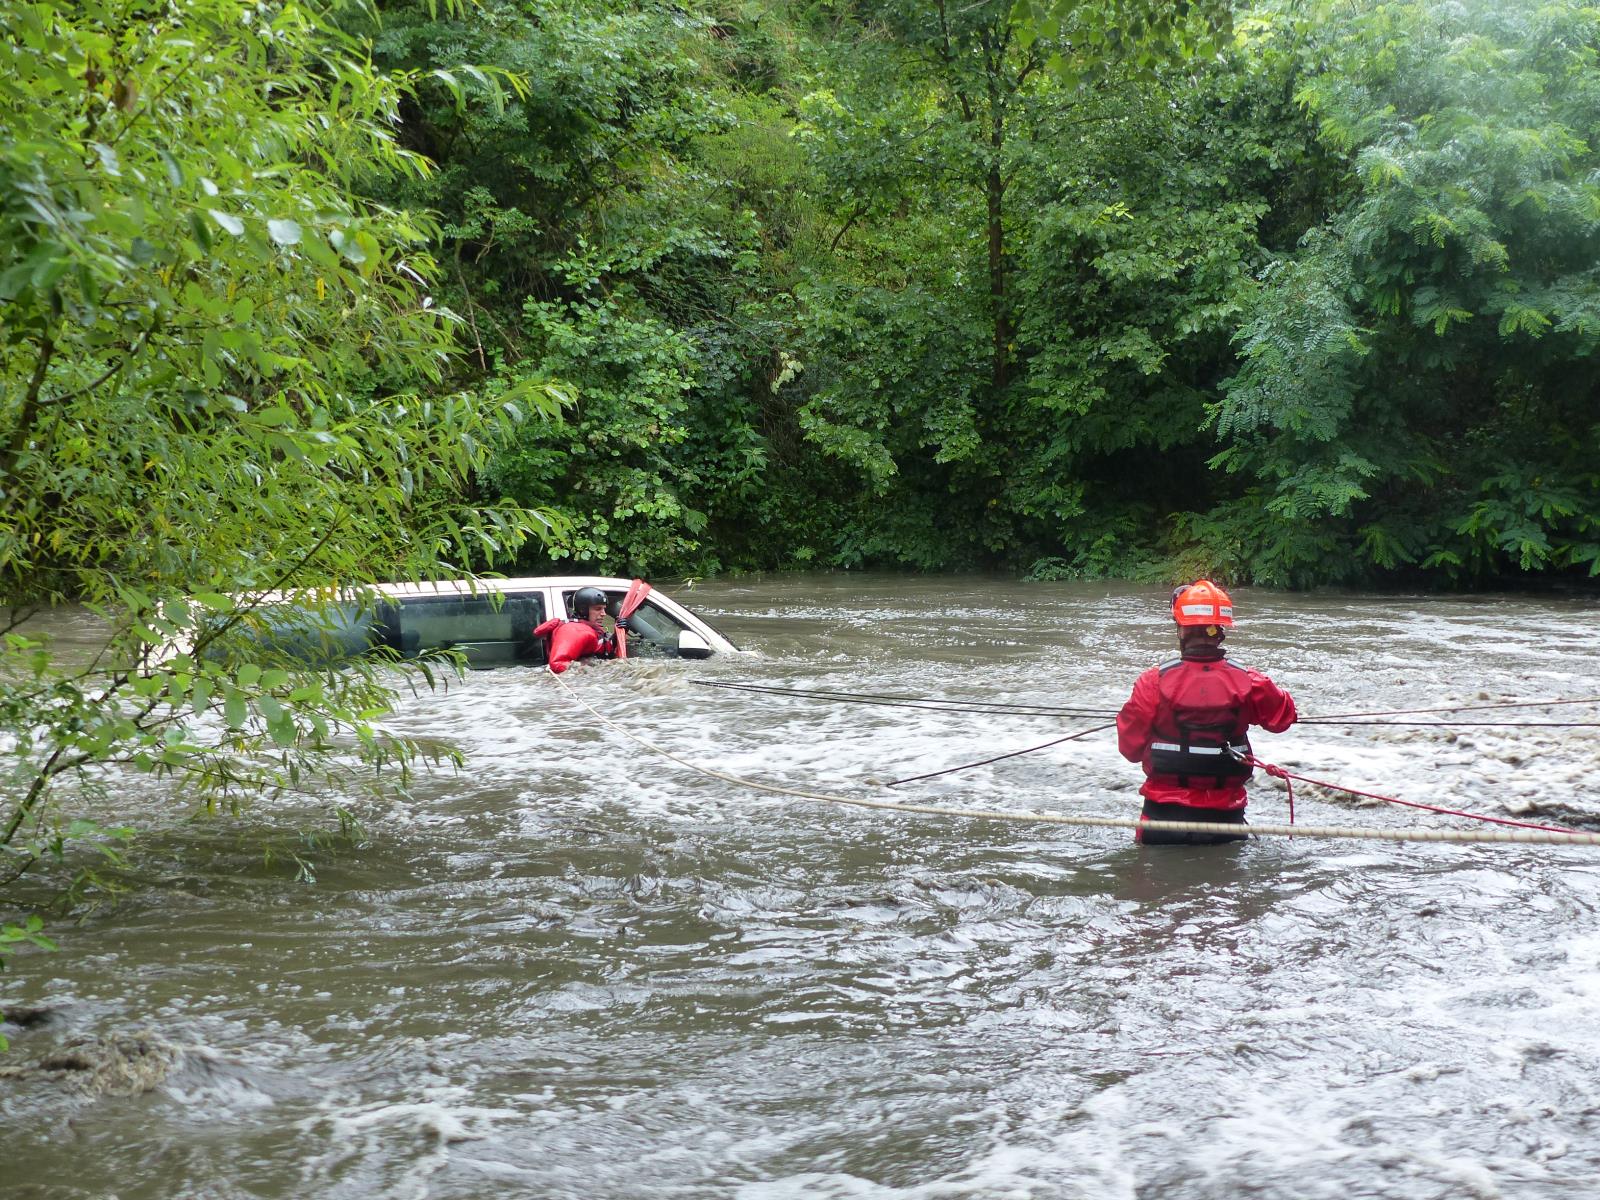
1236,750 -> 1294,826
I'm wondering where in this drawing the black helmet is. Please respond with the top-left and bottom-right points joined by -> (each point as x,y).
570,586 -> 608,618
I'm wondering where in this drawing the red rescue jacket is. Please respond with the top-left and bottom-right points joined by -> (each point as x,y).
1117,650 -> 1297,811
533,618 -> 616,674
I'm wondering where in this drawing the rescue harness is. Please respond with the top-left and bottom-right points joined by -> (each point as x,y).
1145,654 -> 1256,787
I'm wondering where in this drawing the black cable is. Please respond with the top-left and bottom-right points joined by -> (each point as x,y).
885,722 -> 1117,788
693,681 -> 1600,793
696,680 -> 1600,728
692,679 -> 1116,719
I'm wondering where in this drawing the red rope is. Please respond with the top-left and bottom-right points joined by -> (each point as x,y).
1239,755 -> 1296,832
1238,753 -> 1581,835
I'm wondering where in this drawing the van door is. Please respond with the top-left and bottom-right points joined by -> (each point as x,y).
605,593 -> 696,657
391,590 -> 547,668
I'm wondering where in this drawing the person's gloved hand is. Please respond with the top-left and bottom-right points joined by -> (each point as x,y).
614,617 -> 631,632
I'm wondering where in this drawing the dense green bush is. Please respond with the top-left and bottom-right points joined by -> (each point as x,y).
1210,0 -> 1600,585
360,0 -> 1599,586
1,0 -> 559,899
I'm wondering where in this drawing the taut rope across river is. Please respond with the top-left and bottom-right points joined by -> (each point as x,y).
556,672 -> 1600,848
691,679 -> 1600,726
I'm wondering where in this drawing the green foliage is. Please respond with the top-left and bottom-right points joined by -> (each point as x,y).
1,0 -> 562,892
1012,0 -> 1235,81
349,0 -> 1600,588
0,913 -> 56,967
1208,0 -> 1600,585
483,272 -> 707,572
1003,65 -> 1297,565
778,1 -> 1313,570
364,0 -> 810,573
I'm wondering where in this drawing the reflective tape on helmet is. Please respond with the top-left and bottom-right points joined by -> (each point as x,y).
1171,580 -> 1235,627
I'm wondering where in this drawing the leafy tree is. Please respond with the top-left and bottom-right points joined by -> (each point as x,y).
0,0 -> 560,900
267,0 -> 1600,588
788,3 -> 1100,566
787,0 -> 1281,571
365,0 -> 812,573
362,0 -> 1291,579
481,260 -> 708,572
1208,0 -> 1600,585
1002,24 -> 1338,579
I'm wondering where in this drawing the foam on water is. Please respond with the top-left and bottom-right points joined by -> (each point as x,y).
5,577 -> 1600,1198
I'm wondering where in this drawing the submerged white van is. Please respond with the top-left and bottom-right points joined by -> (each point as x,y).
201,576 -> 739,670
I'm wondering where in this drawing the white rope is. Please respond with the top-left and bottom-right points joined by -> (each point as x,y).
551,669 -> 1600,848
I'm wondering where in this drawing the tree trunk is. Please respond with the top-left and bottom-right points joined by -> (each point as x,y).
987,123 -> 1008,393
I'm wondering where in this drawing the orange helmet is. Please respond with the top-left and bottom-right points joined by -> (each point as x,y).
1171,579 -> 1234,628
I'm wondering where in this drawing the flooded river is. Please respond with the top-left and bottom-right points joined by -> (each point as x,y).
5,576 -> 1600,1199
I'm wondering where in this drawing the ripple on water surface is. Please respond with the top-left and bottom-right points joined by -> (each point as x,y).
5,577 -> 1600,1199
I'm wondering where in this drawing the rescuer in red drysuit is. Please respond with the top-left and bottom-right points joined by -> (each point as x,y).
532,586 -> 628,674
1116,580 -> 1297,845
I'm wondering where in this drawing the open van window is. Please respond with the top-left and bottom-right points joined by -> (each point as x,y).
556,589 -> 693,657
613,596 -> 689,655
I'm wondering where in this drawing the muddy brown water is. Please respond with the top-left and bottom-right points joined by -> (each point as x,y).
4,576 -> 1600,1199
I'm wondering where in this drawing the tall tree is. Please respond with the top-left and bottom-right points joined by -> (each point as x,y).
367,0 -> 812,573
812,1 -> 1052,396
1208,0 -> 1600,585
791,0 -> 1249,569
0,0 -> 559,896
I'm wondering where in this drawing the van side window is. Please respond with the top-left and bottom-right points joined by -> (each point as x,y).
561,590 -> 605,619
391,592 -> 546,666
219,599 -> 381,665
616,598 -> 688,654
